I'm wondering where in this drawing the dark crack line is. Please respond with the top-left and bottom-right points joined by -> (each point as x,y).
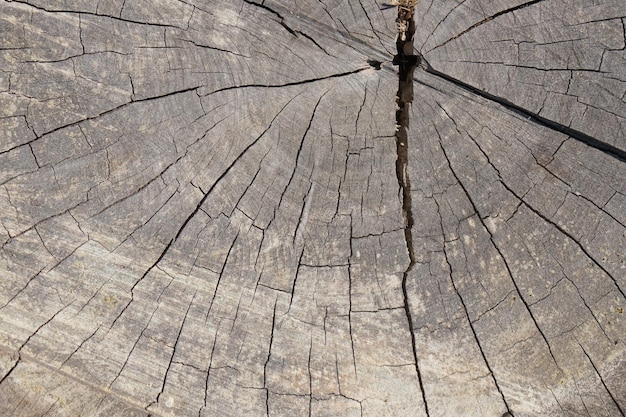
275,90 -> 329,232
346,220 -> 358,378
169,89 -> 297,243
577,342 -> 626,416
561,278 -> 613,343
3,69 -> 366,157
357,0 -> 393,55
151,292 -> 196,410
42,399 -> 60,415
230,145 -> 274,218
451,59 -> 609,75
201,67 -> 371,97
296,30 -> 332,56
288,249 -> 306,312
421,62 -> 626,163
292,175 -> 313,245
1,301 -> 73,385
517,190 -> 626,300
0,267 -> 44,310
240,0 -> 378,61
0,356 -> 19,386
242,0 -> 297,36
443,106 -> 626,300
0,86 -> 200,156
428,0 -> 548,53
18,49 -> 131,66
107,234 -> 174,331
393,14 -> 431,417
110,302 -> 160,389
471,290 -> 516,324
420,0 -> 469,53
264,301 -> 278,417
60,323 -> 102,368
307,338 -> 313,417
1,195 -> 87,248
205,231 -> 240,321
88,158 -> 180,220
173,38 -> 251,58
200,329 -> 219,417
1,349 -> 164,416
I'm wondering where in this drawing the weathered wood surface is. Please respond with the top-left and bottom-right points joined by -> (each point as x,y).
0,0 -> 624,416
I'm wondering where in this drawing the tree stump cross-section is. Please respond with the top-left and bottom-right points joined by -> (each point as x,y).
0,0 -> 625,416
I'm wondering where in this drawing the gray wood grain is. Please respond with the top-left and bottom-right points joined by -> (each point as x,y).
0,0 -> 624,416
415,0 -> 626,151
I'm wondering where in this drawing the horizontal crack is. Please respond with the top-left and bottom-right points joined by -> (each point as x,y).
200,67 -> 372,96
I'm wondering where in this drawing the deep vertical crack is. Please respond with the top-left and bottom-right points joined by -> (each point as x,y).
199,328 -> 219,417
392,11 -> 430,417
151,292 -> 197,410
264,301 -> 278,417
347,220 -> 358,377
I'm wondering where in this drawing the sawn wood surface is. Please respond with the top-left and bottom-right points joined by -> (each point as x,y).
0,0 -> 625,416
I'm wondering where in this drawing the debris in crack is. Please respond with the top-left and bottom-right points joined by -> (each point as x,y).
394,19 -> 419,252
394,0 -> 417,41
392,7 -> 430,416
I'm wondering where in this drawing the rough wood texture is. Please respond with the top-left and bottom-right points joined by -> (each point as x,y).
0,0 -> 624,416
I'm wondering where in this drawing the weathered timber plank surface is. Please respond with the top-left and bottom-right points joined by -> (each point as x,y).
0,0 -> 624,416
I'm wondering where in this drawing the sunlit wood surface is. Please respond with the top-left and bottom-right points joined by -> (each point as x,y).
0,0 -> 624,416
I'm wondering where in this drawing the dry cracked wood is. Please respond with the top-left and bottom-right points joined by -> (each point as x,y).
0,0 -> 624,416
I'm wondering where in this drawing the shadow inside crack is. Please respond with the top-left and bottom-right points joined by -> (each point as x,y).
393,11 -> 431,417
393,14 -> 419,263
